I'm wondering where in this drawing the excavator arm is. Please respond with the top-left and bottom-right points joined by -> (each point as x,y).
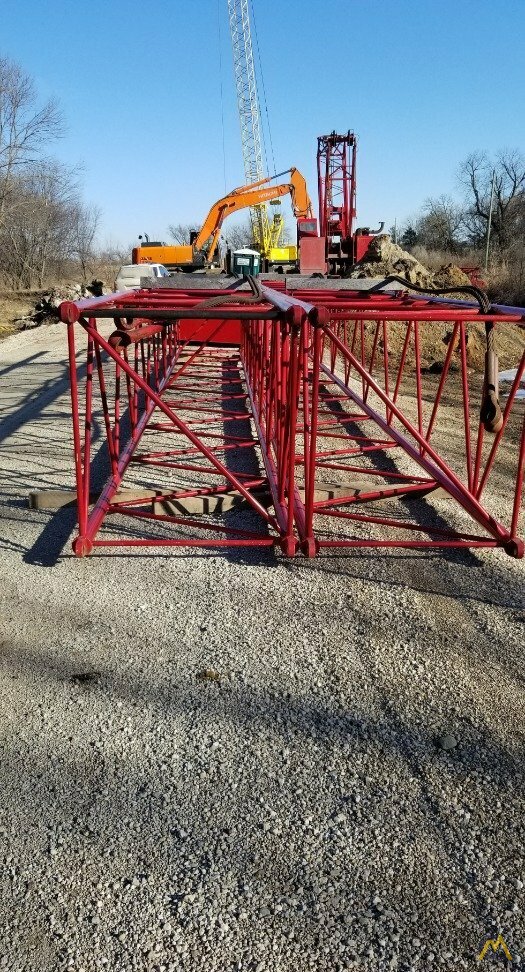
194,168 -> 312,263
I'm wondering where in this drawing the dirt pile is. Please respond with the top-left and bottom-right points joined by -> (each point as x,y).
348,236 -> 473,292
432,263 -> 472,289
348,235 -> 434,286
347,240 -> 524,370
8,280 -> 104,332
0,293 -> 35,338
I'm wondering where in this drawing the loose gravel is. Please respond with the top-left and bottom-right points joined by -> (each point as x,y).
0,322 -> 524,971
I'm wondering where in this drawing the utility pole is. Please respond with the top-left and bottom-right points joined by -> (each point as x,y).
484,169 -> 496,274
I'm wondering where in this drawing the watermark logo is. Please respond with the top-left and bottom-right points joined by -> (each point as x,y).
478,934 -> 512,961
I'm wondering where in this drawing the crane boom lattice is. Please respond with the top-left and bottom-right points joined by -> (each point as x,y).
227,0 -> 279,256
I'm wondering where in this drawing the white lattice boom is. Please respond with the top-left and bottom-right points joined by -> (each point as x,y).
227,0 -> 271,251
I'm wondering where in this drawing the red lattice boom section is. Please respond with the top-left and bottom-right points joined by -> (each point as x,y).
59,282 -> 524,558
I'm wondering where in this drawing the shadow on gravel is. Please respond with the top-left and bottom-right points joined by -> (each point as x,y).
23,429 -> 115,567
22,505 -> 79,566
317,380 -> 481,568
0,350 -> 47,382
2,637 -> 524,783
0,354 -> 75,445
289,549 -> 523,610
2,632 -> 524,964
220,355 -> 277,567
367,670 -> 524,942
0,352 -> 96,567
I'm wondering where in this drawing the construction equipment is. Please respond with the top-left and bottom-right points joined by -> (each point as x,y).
227,4 -> 382,273
228,0 -> 297,267
132,127 -> 384,277
59,280 -> 524,559
132,168 -> 312,272
315,131 -> 384,274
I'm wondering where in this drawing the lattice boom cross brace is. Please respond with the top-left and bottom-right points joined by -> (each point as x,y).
59,283 -> 525,559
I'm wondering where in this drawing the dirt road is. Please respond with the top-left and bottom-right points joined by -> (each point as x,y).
0,322 -> 524,971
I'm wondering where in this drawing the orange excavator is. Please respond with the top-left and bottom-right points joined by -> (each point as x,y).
132,168 -> 312,272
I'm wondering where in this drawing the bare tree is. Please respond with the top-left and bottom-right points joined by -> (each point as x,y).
459,149 -> 525,250
0,57 -> 105,290
168,223 -> 200,244
221,218 -> 253,250
91,241 -> 130,288
0,160 -> 87,288
415,195 -> 464,253
0,56 -> 63,227
70,203 -> 101,280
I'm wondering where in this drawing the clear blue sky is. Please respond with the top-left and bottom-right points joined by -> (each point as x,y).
3,0 -> 524,250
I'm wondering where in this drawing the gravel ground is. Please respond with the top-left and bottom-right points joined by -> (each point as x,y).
0,321 -> 524,972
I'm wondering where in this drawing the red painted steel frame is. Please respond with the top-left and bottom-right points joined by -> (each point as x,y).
317,132 -> 357,243
60,283 -> 524,558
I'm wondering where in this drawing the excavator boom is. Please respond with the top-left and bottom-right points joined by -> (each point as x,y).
195,168 -> 312,262
132,169 -> 312,271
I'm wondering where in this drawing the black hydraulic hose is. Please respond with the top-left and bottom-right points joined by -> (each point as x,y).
364,274 -> 491,314
195,274 -> 263,309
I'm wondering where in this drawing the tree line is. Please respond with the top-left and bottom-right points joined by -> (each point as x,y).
0,55 -> 100,289
397,149 -> 525,259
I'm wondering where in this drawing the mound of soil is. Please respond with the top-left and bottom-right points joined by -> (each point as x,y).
348,235 -> 433,287
348,237 -> 473,295
346,239 -> 524,371
432,264 -> 472,289
0,280 -> 105,338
